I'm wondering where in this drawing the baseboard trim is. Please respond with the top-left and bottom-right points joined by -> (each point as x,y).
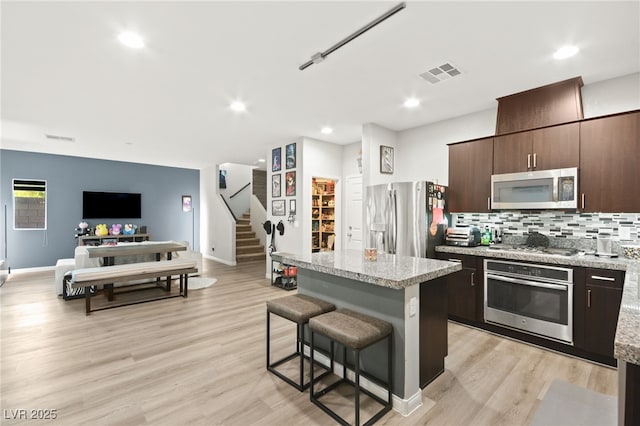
303,346 -> 423,417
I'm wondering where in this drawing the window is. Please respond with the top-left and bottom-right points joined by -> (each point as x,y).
13,179 -> 47,230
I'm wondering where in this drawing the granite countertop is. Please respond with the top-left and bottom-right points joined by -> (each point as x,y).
271,250 -> 461,290
615,262 -> 640,365
435,244 -> 633,271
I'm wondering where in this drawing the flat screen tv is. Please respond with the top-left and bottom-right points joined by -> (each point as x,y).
82,191 -> 142,219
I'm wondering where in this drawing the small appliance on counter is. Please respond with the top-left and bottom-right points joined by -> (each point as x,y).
445,226 -> 481,247
596,233 -> 618,257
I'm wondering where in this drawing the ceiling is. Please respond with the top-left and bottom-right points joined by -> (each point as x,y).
2,1 -> 639,170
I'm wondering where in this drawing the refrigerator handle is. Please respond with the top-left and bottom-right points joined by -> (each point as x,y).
390,189 -> 398,254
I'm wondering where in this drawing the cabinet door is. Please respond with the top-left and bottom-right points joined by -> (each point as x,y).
531,122 -> 579,170
584,269 -> 624,358
580,111 -> 640,212
437,253 -> 479,322
448,137 -> 493,212
493,132 -> 531,174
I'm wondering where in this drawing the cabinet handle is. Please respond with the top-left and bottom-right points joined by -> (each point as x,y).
447,258 -> 462,263
591,275 -> 616,282
587,289 -> 591,308
533,153 -> 537,169
471,272 -> 475,287
581,193 -> 585,209
527,154 -> 531,169
487,197 -> 491,211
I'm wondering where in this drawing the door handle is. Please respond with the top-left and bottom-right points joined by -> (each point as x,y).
527,154 -> 531,169
587,289 -> 592,308
471,272 -> 475,287
590,275 -> 616,282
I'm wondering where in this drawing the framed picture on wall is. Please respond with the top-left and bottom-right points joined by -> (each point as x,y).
286,142 -> 296,169
380,145 -> 394,174
272,174 -> 281,198
272,147 -> 282,172
182,195 -> 192,212
285,171 -> 296,196
272,200 -> 285,216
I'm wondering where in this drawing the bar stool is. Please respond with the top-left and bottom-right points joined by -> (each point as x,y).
309,308 -> 393,426
266,294 -> 336,391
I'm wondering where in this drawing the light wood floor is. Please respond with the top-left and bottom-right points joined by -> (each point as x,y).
1,259 -> 617,425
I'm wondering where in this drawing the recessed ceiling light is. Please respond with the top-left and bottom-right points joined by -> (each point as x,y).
118,31 -> 144,49
403,97 -> 420,108
553,45 -> 579,60
230,101 -> 246,112
321,126 -> 333,135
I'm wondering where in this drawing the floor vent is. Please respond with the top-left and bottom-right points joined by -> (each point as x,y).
420,62 -> 463,84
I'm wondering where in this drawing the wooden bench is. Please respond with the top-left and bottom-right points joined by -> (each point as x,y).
66,260 -> 197,315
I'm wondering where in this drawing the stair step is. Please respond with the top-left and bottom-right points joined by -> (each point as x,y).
236,252 -> 265,263
237,238 -> 260,247
236,245 -> 264,255
236,231 -> 256,238
236,224 -> 251,231
237,219 -> 250,225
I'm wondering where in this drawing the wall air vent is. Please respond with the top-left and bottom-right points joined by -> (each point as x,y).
45,134 -> 75,142
419,62 -> 463,84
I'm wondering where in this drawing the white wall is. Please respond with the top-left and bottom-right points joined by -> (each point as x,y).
302,137 -> 343,253
249,194 -> 267,253
395,108 -> 497,185
341,141 -> 362,178
361,123 -> 399,188
219,162 -> 254,219
582,72 -> 640,118
201,164 -> 236,265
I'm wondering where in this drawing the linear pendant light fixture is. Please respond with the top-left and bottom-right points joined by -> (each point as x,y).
298,2 -> 406,71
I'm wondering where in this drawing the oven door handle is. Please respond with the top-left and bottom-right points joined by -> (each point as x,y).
486,273 -> 568,291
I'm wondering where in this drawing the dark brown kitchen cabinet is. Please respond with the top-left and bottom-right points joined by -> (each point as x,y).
579,111 -> 640,212
581,268 -> 624,359
448,137 -> 493,212
493,122 -> 579,174
436,253 -> 482,323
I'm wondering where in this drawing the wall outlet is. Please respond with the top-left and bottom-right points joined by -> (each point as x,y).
409,297 -> 417,317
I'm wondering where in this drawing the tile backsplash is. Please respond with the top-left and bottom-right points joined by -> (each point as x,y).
453,211 -> 640,243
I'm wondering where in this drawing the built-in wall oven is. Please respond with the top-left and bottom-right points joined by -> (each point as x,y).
484,259 -> 573,345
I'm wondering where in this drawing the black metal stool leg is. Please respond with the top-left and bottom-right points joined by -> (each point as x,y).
355,348 -> 360,426
266,310 -> 271,369
310,330 -> 315,398
299,323 -> 304,389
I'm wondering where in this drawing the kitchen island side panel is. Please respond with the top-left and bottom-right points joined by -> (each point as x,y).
297,268 -> 408,397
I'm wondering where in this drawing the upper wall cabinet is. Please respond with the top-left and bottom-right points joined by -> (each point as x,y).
493,122 -> 579,174
579,111 -> 640,212
449,137 -> 493,212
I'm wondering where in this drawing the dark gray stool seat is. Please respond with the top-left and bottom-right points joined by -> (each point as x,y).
309,308 -> 393,426
266,294 -> 335,391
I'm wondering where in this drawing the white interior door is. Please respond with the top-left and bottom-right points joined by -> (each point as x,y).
345,175 -> 363,250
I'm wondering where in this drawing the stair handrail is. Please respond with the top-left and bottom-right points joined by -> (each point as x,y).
220,195 -> 238,222
230,182 -> 251,199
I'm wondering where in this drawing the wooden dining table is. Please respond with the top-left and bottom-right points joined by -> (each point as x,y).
85,241 -> 187,266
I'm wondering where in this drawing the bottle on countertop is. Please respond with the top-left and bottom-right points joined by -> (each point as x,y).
481,226 -> 492,246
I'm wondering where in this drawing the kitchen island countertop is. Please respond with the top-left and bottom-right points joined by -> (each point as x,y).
615,262 -> 640,365
271,249 -> 461,290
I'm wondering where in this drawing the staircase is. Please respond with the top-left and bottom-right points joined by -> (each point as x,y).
236,213 -> 265,263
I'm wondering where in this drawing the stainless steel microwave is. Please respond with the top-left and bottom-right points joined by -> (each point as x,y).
491,167 -> 578,210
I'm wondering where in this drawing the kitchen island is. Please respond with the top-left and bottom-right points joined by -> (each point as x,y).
614,261 -> 640,426
271,250 -> 461,415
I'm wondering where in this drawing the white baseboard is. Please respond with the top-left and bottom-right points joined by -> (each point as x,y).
204,254 -> 236,266
303,346 -> 423,417
11,265 -> 55,274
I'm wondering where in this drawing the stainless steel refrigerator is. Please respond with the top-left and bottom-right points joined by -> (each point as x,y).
365,181 -> 449,258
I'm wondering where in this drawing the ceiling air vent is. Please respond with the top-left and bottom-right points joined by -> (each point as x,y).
419,62 -> 462,84
45,134 -> 75,142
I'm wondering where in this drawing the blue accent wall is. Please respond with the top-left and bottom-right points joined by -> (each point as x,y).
1,149 -> 199,268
